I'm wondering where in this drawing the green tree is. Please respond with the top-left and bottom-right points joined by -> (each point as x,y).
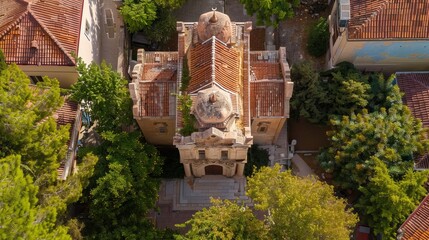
307,17 -> 329,57
319,107 -> 428,189
356,158 -> 428,239
176,198 -> 269,240
247,165 -> 358,240
120,0 -> 157,33
240,0 -> 300,27
290,62 -> 370,123
71,58 -> 133,133
0,48 -> 7,71
120,0 -> 185,41
85,131 -> 163,239
290,61 -> 326,123
367,73 -> 403,112
321,70 -> 370,120
0,64 -> 68,186
0,155 -> 71,239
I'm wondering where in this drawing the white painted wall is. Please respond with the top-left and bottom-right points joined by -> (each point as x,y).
78,0 -> 101,64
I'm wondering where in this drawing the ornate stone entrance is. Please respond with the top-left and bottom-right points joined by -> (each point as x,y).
205,165 -> 223,175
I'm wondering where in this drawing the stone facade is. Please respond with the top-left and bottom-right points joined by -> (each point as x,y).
130,10 -> 293,178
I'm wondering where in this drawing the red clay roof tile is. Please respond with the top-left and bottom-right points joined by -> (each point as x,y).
187,38 -> 242,94
397,72 -> 429,170
0,0 -> 83,65
250,81 -> 284,117
348,0 -> 429,40
399,194 -> 429,239
138,52 -> 178,117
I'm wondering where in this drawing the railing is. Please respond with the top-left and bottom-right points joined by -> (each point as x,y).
60,106 -> 82,180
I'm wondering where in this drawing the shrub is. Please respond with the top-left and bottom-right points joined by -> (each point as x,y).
307,17 -> 329,57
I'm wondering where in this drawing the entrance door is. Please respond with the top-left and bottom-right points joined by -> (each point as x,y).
205,165 -> 223,175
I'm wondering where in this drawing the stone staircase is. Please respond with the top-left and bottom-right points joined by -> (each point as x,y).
158,176 -> 252,211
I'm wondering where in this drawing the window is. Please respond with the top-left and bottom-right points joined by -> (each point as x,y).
159,126 -> 167,133
221,150 -> 228,160
84,20 -> 90,38
257,122 -> 270,133
198,150 -> 205,160
29,76 -> 43,84
154,122 -> 167,134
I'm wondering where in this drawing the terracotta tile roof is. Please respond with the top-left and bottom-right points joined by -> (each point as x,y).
399,194 -> 429,239
139,82 -> 176,117
415,154 -> 429,169
138,52 -> 178,117
250,81 -> 284,117
397,72 -> 429,170
55,97 -> 79,127
54,97 -> 80,180
348,0 -> 429,40
0,0 -> 84,66
143,65 -> 177,81
187,37 -> 242,94
396,72 -> 429,128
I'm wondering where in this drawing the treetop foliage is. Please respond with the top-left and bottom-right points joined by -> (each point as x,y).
176,198 -> 269,240
356,158 -> 428,238
0,64 -> 68,186
240,0 -> 300,27
247,165 -> 358,240
0,155 -> 71,240
177,165 -> 357,239
71,58 -> 133,133
319,106 -> 428,189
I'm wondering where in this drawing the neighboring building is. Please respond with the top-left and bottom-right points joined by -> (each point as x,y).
0,0 -> 101,88
397,194 -> 429,239
328,0 -> 429,72
396,72 -> 429,170
129,10 -> 293,178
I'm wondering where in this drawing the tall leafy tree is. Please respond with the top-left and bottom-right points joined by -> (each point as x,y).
319,107 -> 428,189
71,58 -> 133,133
176,198 -> 269,240
0,64 -> 68,186
290,62 -> 370,123
85,131 -> 163,239
356,158 -> 428,239
240,0 -> 300,27
290,61 -> 326,123
120,0 -> 186,44
0,155 -> 71,239
247,165 -> 358,240
120,0 -> 157,33
367,73 -> 403,112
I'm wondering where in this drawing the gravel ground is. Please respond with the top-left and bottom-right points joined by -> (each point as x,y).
277,3 -> 331,70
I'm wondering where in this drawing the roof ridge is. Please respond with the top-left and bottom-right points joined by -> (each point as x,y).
211,36 -> 216,84
0,10 -> 29,39
27,8 -> 76,64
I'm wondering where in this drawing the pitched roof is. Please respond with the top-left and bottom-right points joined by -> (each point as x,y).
348,0 -> 429,40
0,0 -> 84,66
396,72 -> 429,170
399,194 -> 429,239
396,72 -> 429,128
54,97 -> 79,127
187,37 -> 242,94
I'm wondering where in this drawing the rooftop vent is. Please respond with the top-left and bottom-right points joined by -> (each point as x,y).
338,0 -> 350,28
